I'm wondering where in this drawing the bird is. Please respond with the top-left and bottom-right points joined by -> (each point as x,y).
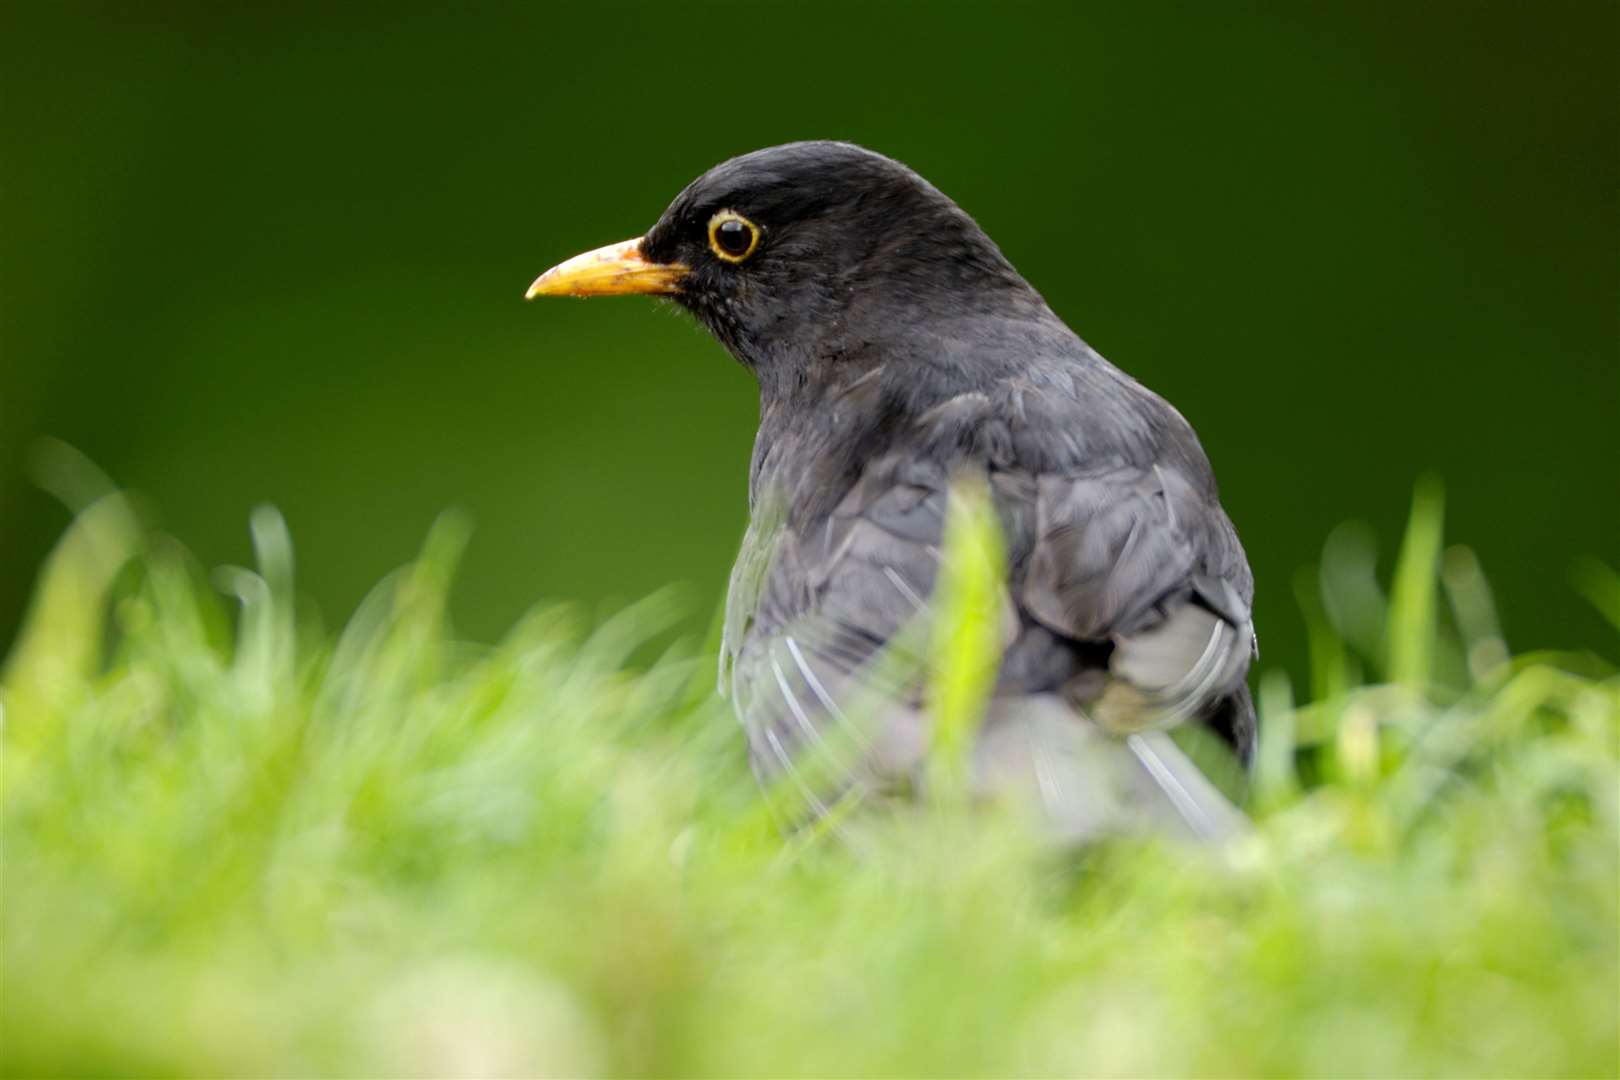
527,141 -> 1256,840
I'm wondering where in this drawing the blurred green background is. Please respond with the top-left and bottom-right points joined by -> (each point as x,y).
3,2 -> 1615,679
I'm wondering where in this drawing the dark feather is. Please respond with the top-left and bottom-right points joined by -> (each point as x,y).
644,143 -> 1260,836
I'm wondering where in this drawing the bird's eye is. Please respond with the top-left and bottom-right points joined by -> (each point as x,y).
708,211 -> 760,263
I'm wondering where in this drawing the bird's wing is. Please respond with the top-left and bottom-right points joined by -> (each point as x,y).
721,461 -> 949,813
992,460 -> 1255,841
722,450 -> 1254,838
1012,462 -> 1256,743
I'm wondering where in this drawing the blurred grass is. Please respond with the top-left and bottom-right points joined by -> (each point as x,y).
2,481 -> 1617,1077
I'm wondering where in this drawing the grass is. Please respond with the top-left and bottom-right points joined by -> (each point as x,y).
2,463 -> 1617,1077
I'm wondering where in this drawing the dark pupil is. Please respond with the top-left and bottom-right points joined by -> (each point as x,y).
716,219 -> 752,256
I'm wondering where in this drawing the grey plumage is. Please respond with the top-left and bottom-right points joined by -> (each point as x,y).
535,141 -> 1258,840
720,353 -> 1255,839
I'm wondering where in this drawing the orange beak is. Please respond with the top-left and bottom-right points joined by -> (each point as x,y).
525,237 -> 689,299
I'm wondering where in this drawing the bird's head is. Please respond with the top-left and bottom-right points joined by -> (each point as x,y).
527,142 -> 1038,381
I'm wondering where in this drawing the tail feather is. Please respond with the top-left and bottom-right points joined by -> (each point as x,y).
973,694 -> 1250,843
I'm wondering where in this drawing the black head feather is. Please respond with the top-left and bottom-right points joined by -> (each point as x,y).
640,141 -> 1040,388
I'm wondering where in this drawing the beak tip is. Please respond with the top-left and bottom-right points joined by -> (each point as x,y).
524,236 -> 686,301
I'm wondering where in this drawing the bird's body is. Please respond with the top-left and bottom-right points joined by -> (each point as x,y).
530,142 -> 1256,838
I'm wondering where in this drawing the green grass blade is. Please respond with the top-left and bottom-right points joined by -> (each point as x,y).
926,472 -> 1006,803
1388,475 -> 1446,691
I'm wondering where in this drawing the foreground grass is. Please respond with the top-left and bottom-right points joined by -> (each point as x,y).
2,478 -> 1617,1077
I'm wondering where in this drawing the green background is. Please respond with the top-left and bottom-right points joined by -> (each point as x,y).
3,2 -> 1615,679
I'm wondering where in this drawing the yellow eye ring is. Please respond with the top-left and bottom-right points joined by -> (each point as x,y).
708,211 -> 760,263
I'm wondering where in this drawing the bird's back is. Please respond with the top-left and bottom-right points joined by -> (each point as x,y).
722,316 -> 1256,838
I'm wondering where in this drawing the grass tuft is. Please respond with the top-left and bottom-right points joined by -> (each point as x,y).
2,481 -> 1616,1077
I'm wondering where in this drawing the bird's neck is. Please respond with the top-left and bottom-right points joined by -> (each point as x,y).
745,308 -> 1044,520
747,361 -> 880,521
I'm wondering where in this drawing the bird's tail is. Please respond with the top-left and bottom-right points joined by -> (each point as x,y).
973,694 -> 1250,843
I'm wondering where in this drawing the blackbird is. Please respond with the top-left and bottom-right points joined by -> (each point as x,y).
528,142 -> 1256,839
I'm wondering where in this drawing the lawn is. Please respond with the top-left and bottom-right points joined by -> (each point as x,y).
3,461 -> 1616,1077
